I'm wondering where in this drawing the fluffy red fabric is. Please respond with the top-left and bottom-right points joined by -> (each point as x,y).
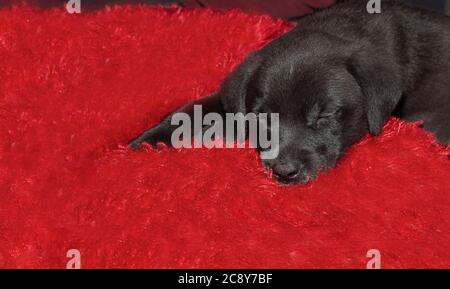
0,5 -> 449,269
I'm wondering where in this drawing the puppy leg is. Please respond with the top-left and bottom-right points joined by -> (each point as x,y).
128,93 -> 224,149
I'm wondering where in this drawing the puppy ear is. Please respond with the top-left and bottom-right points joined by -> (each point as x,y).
219,52 -> 261,114
348,50 -> 403,135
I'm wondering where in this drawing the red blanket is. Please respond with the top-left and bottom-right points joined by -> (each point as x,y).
0,5 -> 449,268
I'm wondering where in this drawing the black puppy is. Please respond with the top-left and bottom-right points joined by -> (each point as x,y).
129,0 -> 450,185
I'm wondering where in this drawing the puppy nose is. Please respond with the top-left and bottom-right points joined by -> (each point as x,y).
272,163 -> 299,181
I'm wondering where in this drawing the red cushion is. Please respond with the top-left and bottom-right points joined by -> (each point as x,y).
0,5 -> 449,268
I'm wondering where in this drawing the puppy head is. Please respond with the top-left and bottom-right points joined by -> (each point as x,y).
219,38 -> 402,185
256,63 -> 368,184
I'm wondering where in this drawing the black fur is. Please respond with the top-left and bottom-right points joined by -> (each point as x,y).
129,0 -> 450,185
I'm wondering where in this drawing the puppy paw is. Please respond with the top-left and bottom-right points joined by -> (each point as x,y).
128,126 -> 170,150
128,138 -> 145,150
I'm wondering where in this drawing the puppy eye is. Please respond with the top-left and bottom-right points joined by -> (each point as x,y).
317,112 -> 334,121
306,104 -> 341,128
314,116 -> 330,128
316,108 -> 341,125
316,115 -> 330,124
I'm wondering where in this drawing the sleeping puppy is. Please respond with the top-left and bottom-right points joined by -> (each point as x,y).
129,0 -> 450,185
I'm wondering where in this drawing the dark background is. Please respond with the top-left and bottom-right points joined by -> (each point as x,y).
1,0 -> 449,18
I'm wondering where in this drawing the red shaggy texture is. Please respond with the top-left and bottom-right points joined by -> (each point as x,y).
0,5 -> 449,269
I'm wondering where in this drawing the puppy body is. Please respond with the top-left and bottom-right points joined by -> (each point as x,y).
130,0 -> 450,184
302,0 -> 450,143
254,0 -> 450,143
